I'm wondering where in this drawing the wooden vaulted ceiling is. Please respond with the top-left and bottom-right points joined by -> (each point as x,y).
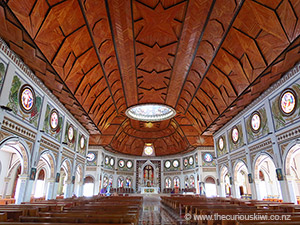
1,0 -> 300,155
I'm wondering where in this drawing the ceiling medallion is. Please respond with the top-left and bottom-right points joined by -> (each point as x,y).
125,104 -> 176,122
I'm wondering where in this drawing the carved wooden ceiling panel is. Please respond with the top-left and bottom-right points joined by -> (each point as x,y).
2,0 -> 300,155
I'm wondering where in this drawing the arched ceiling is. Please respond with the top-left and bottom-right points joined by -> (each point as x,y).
1,0 -> 300,155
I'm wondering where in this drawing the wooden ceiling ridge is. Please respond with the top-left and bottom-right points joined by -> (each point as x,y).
179,0 -> 245,114
77,0 -> 125,112
3,0 -> 101,135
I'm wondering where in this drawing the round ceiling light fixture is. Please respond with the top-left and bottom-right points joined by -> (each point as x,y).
125,104 -> 176,122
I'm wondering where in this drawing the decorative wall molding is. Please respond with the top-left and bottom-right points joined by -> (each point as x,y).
163,172 -> 181,176
277,127 -> 300,144
249,139 -> 272,153
116,172 -> 134,176
203,168 -> 217,172
40,136 -> 60,153
2,117 -> 36,142
62,147 -> 75,160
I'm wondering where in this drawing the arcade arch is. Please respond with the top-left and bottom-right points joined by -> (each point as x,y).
234,161 -> 251,198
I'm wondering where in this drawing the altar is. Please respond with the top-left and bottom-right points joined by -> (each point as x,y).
141,187 -> 159,194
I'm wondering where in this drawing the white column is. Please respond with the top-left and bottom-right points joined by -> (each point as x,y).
15,174 -> 29,204
254,179 -> 262,200
2,177 -> 11,198
64,180 -> 72,198
24,179 -> 34,202
45,178 -> 55,200
77,182 -> 84,197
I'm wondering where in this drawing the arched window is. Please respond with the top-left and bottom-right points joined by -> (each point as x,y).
205,176 -> 217,197
83,176 -> 94,197
103,176 -> 108,188
174,177 -> 180,188
165,177 -> 171,188
34,169 -> 46,198
118,177 -> 124,188
125,177 -> 132,188
190,175 -> 195,188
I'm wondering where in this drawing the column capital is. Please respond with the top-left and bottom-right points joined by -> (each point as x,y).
4,177 -> 11,182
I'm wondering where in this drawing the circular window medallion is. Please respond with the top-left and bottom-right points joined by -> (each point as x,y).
251,111 -> 261,133
126,160 -> 133,169
80,135 -> 85,149
118,159 -> 125,168
218,137 -> 224,150
165,160 -> 171,169
189,156 -> 194,165
184,158 -> 188,167
203,153 -> 213,163
20,85 -> 35,113
231,126 -> 239,144
105,156 -> 109,165
87,152 -> 96,162
110,158 -> 115,166
144,145 -> 153,156
125,104 -> 176,122
173,159 -> 179,168
50,109 -> 59,131
67,125 -> 74,142
280,89 -> 297,116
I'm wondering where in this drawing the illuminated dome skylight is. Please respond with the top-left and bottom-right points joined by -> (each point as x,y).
125,104 -> 176,122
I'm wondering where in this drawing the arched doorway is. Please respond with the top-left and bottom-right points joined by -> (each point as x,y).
57,159 -> 71,198
220,166 -> 231,197
0,138 -> 30,203
74,164 -> 83,196
234,161 -> 251,199
205,176 -> 217,197
83,175 -> 94,197
254,154 -> 282,200
285,144 -> 300,204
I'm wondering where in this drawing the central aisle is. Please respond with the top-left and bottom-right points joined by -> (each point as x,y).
139,195 -> 182,225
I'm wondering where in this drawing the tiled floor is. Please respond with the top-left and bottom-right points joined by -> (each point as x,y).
139,195 -> 183,225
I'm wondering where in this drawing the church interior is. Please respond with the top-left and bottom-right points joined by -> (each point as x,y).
1,0 -> 300,224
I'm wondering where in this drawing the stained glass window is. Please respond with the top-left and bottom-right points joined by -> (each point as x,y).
280,89 -> 296,115
218,137 -> 224,150
203,153 -> 213,163
80,135 -> 85,149
231,126 -> 239,143
189,156 -> 194,165
87,152 -> 95,162
184,158 -> 188,167
127,160 -> 133,168
118,159 -> 125,168
165,160 -> 171,168
50,110 -> 59,131
125,104 -> 176,122
165,177 -> 171,188
251,112 -> 261,132
173,159 -> 179,168
68,125 -> 74,142
20,85 -> 35,113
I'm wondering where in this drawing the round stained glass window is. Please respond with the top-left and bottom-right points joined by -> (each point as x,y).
80,135 -> 85,149
105,156 -> 109,165
251,112 -> 261,133
87,152 -> 95,162
125,104 -> 176,122
118,159 -> 125,168
189,156 -> 194,165
20,85 -> 35,113
68,125 -> 74,142
110,158 -> 115,166
218,137 -> 224,150
184,158 -> 188,167
280,89 -> 297,115
165,160 -> 171,169
50,109 -> 59,131
126,160 -> 133,169
173,159 -> 179,168
231,126 -> 239,144
203,153 -> 213,163
144,145 -> 154,156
